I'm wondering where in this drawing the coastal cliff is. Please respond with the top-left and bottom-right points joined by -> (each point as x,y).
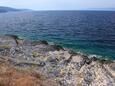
0,35 -> 114,86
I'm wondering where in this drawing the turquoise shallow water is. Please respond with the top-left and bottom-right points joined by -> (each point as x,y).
0,11 -> 115,60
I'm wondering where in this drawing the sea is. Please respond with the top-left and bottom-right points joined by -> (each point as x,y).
0,11 -> 115,60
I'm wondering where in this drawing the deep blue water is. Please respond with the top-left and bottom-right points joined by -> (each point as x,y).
0,11 -> 115,60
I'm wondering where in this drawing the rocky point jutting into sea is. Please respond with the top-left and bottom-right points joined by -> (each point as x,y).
0,35 -> 114,86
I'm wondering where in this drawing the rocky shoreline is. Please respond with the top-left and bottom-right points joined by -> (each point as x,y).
0,35 -> 115,86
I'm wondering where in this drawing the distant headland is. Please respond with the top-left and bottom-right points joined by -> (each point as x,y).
0,6 -> 31,13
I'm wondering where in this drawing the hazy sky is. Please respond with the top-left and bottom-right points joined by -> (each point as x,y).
0,0 -> 115,10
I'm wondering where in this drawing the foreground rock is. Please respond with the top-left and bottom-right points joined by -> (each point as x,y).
0,35 -> 115,86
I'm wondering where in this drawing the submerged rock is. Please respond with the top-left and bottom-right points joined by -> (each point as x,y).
31,40 -> 49,46
50,44 -> 64,51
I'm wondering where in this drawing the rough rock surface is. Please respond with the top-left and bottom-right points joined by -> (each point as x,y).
0,35 -> 115,86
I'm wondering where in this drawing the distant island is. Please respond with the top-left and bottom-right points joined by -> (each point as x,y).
0,6 -> 31,13
88,8 -> 115,11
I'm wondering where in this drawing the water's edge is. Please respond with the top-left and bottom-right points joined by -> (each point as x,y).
6,34 -> 115,62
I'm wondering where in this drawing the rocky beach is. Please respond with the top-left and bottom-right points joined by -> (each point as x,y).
0,35 -> 115,86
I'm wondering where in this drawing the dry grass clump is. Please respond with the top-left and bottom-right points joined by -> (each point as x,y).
0,63 -> 58,86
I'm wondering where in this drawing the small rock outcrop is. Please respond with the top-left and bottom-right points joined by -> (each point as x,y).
0,35 -> 114,86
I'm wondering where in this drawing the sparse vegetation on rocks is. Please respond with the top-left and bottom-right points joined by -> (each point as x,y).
0,35 -> 114,86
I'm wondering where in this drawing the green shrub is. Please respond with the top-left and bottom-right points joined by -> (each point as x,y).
77,83 -> 81,86
32,51 -> 40,57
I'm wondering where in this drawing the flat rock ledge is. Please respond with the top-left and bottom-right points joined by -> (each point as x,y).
0,35 -> 115,86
